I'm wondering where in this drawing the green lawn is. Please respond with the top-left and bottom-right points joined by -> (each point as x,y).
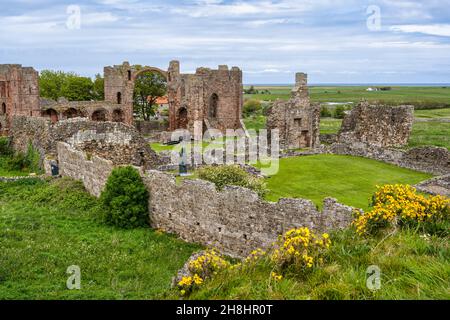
414,108 -> 450,119
260,155 -> 431,210
0,178 -> 200,299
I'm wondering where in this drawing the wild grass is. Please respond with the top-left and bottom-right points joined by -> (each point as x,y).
0,178 -> 200,299
182,228 -> 450,300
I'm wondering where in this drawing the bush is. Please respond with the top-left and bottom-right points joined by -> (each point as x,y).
100,166 -> 149,229
0,137 -> 12,156
197,165 -> 267,197
352,184 -> 450,236
3,143 -> 41,173
334,106 -> 346,119
320,106 -> 332,117
243,99 -> 262,117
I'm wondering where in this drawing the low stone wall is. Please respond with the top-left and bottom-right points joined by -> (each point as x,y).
329,142 -> 449,175
320,133 -> 338,145
57,142 -> 114,197
143,170 -> 354,258
415,174 -> 450,197
134,120 -> 169,135
56,142 -> 355,258
10,116 -> 161,169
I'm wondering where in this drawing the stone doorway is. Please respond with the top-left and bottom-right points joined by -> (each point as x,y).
299,130 -> 310,148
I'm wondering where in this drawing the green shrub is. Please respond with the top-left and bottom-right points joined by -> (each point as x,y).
0,137 -> 12,156
197,165 -> 267,197
243,99 -> 262,117
4,143 -> 41,173
320,106 -> 332,117
100,166 -> 149,229
334,106 -> 346,119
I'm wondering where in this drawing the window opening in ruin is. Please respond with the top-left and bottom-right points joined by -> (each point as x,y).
209,93 -> 219,118
117,92 -> 122,104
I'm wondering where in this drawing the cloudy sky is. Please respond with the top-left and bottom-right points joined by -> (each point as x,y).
1,0 -> 449,84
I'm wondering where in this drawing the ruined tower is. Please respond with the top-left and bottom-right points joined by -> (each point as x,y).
266,72 -> 320,150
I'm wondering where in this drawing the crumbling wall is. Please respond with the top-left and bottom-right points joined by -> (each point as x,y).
144,170 -> 353,258
54,143 -> 355,258
0,64 -> 40,124
10,116 -> 161,169
57,142 -> 114,197
338,102 -> 414,147
330,143 -> 449,175
266,73 -> 320,150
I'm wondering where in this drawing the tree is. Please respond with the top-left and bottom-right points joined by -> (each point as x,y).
60,76 -> 94,101
133,71 -> 167,121
39,70 -> 101,101
334,106 -> 346,119
93,74 -> 104,100
39,70 -> 73,100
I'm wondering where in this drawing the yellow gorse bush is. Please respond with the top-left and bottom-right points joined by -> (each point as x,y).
271,227 -> 331,272
177,227 -> 333,296
352,184 -> 450,235
177,249 -> 229,295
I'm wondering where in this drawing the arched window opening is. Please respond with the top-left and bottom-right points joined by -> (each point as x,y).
209,93 -> 218,118
117,92 -> 122,104
64,108 -> 79,119
91,109 -> 107,122
1,103 -> 6,115
112,109 -> 124,122
43,108 -> 59,123
128,70 -> 132,81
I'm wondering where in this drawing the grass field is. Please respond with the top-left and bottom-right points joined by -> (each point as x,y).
0,178 -> 199,299
259,155 -> 431,210
245,86 -> 450,108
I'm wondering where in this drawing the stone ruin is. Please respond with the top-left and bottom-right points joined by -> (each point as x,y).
266,73 -> 320,150
337,101 -> 414,148
104,61 -> 244,136
0,61 -> 244,138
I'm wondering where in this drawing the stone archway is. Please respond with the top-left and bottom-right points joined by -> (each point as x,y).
112,109 -> 124,122
91,108 -> 107,122
43,108 -> 59,123
131,67 -> 168,121
63,108 -> 79,119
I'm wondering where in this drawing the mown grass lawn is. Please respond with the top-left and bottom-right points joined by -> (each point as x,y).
260,155 -> 432,210
0,178 -> 200,299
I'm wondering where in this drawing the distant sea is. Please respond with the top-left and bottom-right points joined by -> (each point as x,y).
245,83 -> 450,87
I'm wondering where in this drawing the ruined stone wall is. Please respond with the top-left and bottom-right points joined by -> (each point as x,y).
57,142 -> 114,197
329,142 -> 450,175
144,170 -> 353,258
338,102 -> 414,147
54,142 -> 355,258
267,73 -> 320,150
105,61 -> 243,135
134,119 -> 169,135
10,116 -> 161,169
0,64 -> 40,124
40,99 -> 127,123
0,115 -> 7,135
